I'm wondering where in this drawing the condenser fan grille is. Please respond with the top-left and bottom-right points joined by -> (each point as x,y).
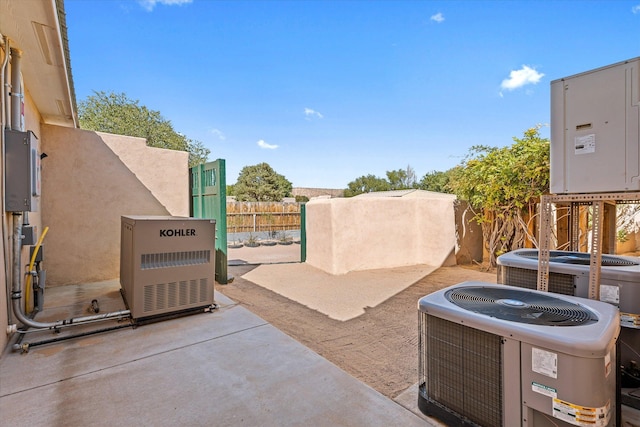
516,250 -> 639,266
446,286 -> 597,326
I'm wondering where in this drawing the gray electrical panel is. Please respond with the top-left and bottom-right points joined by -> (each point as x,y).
4,129 -> 40,212
550,57 -> 640,194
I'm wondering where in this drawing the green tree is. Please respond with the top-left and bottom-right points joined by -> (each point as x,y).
386,165 -> 417,190
418,169 -> 454,193
344,174 -> 391,197
233,163 -> 292,201
78,91 -> 209,167
295,195 -> 310,203
449,126 -> 550,266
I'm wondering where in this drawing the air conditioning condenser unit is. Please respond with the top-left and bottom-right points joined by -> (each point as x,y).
497,249 -> 640,329
418,282 -> 619,427
497,249 -> 640,411
120,216 -> 216,321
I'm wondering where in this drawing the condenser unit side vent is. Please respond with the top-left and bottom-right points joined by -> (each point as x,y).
419,314 -> 502,427
498,265 -> 575,296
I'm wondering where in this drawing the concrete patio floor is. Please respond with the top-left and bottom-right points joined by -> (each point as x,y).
0,279 -> 437,426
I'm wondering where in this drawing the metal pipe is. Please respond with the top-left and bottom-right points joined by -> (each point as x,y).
11,213 -> 22,315
11,246 -> 131,333
9,211 -> 132,333
1,35 -> 10,325
25,226 -> 48,313
9,47 -> 22,131
13,323 -> 133,352
1,35 -> 9,128
11,306 -> 39,349
13,309 -> 131,334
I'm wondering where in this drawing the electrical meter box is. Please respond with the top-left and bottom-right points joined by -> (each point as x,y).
120,216 -> 216,320
550,57 -> 640,194
4,129 -> 40,212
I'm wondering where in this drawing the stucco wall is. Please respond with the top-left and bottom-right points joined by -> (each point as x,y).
1,92 -> 43,354
40,125 -> 189,286
305,194 -> 464,275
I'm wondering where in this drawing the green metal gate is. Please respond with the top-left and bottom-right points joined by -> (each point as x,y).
190,159 -> 228,284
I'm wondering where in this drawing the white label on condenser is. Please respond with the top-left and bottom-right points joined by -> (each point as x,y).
604,352 -> 611,378
532,382 -> 557,398
575,134 -> 595,155
552,398 -> 610,427
532,347 -> 558,379
599,285 -> 619,304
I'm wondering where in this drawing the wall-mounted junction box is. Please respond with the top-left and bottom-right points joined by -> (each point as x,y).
550,57 -> 640,194
4,129 -> 40,212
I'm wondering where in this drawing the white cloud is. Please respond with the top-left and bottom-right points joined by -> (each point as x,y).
633,4 -> 640,13
210,128 -> 226,140
257,139 -> 278,150
500,65 -> 544,91
430,13 -> 445,23
138,0 -> 192,11
304,108 -> 324,119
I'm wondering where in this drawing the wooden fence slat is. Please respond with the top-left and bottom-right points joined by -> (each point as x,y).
226,202 -> 302,233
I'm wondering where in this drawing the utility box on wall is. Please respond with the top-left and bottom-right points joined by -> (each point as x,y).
4,129 -> 40,212
550,57 -> 640,194
120,216 -> 216,320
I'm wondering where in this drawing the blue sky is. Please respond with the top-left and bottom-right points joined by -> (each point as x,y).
65,0 -> 640,189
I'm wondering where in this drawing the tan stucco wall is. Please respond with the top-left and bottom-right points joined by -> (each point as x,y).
1,92 -> 43,353
97,132 -> 189,216
305,194 -> 462,275
40,125 -> 189,286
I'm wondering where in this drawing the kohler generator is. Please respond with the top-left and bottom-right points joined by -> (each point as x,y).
120,216 -> 216,320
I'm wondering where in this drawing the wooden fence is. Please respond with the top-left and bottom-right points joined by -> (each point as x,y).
227,202 -> 302,233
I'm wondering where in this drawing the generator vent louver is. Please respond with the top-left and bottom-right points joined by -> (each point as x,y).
141,250 -> 211,270
420,314 -> 502,427
446,286 -> 597,326
515,250 -> 639,266
143,278 -> 210,313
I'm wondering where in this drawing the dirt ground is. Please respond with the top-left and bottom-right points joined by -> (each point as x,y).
219,264 -> 497,399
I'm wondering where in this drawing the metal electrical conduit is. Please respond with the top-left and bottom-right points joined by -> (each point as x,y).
9,215 -> 131,351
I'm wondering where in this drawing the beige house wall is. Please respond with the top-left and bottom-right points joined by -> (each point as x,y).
1,92 -> 43,353
305,193 -> 475,275
40,125 -> 189,286
1,1 -> 192,355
